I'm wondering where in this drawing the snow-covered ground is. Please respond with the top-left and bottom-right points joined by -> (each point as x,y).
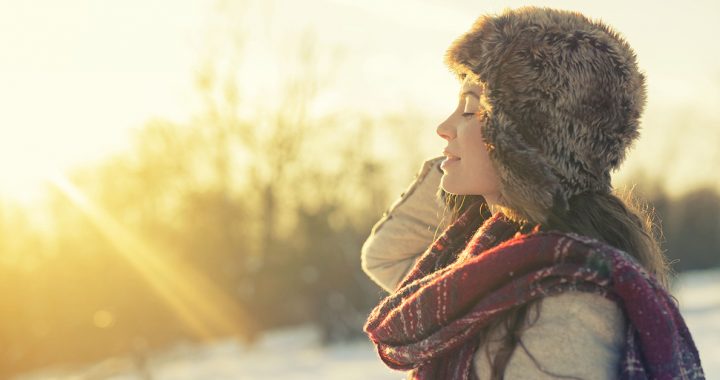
14,269 -> 720,380
14,325 -> 405,380
671,268 -> 720,377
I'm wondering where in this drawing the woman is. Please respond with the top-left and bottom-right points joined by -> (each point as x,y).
361,6 -> 704,380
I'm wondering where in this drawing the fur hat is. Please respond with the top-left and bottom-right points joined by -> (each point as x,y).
443,6 -> 647,223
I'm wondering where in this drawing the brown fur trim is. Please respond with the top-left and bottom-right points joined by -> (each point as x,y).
445,6 -> 647,223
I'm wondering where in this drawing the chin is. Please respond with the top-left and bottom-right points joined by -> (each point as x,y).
441,175 -> 492,197
440,175 -> 467,195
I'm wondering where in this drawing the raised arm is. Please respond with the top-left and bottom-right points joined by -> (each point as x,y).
360,156 -> 448,293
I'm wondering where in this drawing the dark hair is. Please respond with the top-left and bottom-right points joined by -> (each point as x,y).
437,188 -> 671,378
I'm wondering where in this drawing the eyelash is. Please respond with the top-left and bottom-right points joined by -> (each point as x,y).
462,112 -> 476,118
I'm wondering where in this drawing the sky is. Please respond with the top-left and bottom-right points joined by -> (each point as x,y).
0,0 -> 208,203
1,0 -> 718,204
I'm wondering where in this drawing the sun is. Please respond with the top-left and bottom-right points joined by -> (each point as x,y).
0,148 -> 59,206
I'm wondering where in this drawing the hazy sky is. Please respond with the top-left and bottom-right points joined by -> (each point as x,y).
1,0 -> 718,203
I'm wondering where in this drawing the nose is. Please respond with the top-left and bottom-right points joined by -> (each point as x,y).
436,115 -> 456,141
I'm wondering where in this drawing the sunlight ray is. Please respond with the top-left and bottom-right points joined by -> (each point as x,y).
49,173 -> 256,343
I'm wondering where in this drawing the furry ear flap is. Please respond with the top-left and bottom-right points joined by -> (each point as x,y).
484,112 -> 562,224
443,7 -> 648,225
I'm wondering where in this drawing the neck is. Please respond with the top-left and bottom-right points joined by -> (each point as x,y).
482,196 -> 502,215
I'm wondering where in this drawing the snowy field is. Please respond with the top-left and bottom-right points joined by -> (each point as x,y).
14,269 -> 720,380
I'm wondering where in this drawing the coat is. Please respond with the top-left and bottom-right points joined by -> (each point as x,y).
361,156 -> 627,379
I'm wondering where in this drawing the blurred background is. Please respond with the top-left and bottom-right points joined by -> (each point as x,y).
1,0 -> 718,378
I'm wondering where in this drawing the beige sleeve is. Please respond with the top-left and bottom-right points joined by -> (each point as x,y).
360,156 -> 448,293
473,291 -> 627,379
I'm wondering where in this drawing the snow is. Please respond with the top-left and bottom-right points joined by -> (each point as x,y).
13,325 -> 405,380
672,268 -> 720,376
14,269 -> 720,379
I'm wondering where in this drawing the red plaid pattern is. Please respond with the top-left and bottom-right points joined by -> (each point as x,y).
364,199 -> 704,379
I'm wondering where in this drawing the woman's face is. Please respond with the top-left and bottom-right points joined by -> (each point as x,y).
436,77 -> 502,204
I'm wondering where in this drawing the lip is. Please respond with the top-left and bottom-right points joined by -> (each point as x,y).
440,153 -> 460,171
443,149 -> 461,160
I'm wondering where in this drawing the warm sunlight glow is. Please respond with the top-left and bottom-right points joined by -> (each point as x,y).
0,157 -> 56,205
0,1 -> 717,378
49,174 -> 254,342
0,0 -> 206,205
92,310 -> 116,329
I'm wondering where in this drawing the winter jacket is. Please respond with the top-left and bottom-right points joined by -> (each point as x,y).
361,156 -> 627,379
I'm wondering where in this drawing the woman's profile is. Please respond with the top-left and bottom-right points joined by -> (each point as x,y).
361,6 -> 704,379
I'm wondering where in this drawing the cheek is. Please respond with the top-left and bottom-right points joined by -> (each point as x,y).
465,150 -> 495,179
463,128 -> 500,189
460,123 -> 490,166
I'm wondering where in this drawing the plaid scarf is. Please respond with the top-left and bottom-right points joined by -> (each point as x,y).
363,199 -> 704,379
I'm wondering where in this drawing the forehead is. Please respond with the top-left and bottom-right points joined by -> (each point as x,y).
460,76 -> 484,95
